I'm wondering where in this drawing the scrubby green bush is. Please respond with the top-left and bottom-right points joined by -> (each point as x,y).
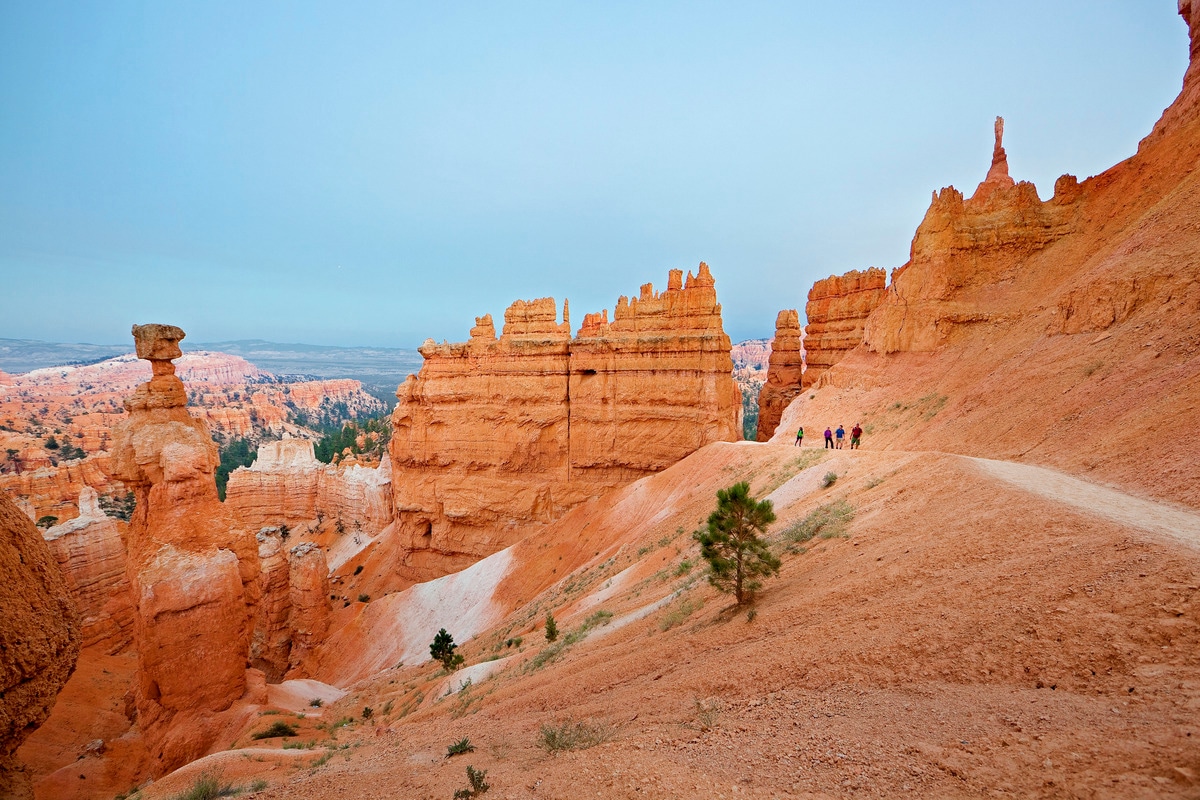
169,771 -> 238,800
453,765 -> 490,798
251,720 -> 298,739
538,719 -> 613,753
447,737 -> 475,757
782,501 -> 855,543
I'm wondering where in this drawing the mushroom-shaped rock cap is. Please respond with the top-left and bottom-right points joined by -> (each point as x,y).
132,323 -> 185,361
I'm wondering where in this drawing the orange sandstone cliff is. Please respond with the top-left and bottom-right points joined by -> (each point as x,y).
802,267 -> 887,388
569,264 -> 739,481
755,310 -> 804,441
224,435 -> 392,535
250,532 -> 330,682
386,265 -> 738,585
0,490 -> 81,800
863,117 -> 1080,355
108,325 -> 262,772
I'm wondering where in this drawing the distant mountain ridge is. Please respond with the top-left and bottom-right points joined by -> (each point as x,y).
0,337 -> 424,399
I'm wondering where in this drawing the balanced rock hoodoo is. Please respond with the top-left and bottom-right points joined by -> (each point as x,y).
109,324 -> 261,772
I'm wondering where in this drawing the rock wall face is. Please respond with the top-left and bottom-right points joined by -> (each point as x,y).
755,310 -> 805,441
42,487 -> 134,652
224,435 -> 392,534
0,490 -> 81,800
388,265 -> 738,585
389,298 -> 578,582
250,531 -> 331,682
569,264 -> 739,481
251,530 -> 293,682
0,457 -> 115,525
286,542 -> 330,675
803,267 -> 887,387
109,324 -> 260,773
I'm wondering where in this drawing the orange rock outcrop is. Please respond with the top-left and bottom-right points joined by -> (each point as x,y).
250,532 -> 331,682
862,116 -> 1079,354
387,264 -> 738,585
42,487 -> 134,653
0,490 -> 81,800
569,264 -> 739,480
285,541 -> 331,675
755,310 -> 805,440
224,435 -> 392,534
802,267 -> 887,387
109,324 -> 261,772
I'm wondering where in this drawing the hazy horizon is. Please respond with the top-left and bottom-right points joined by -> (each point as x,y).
0,1 -> 1188,348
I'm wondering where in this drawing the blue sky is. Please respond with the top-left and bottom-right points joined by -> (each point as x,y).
0,1 -> 1188,347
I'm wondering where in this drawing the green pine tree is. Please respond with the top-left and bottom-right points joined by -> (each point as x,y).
694,482 -> 780,604
430,628 -> 464,671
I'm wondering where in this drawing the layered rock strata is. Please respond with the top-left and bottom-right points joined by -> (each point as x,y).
0,490 -> 81,800
802,267 -> 887,387
109,324 -> 260,772
755,310 -> 805,440
286,541 -> 331,675
389,265 -> 739,584
569,264 -> 739,481
225,435 -> 392,533
42,487 -> 135,652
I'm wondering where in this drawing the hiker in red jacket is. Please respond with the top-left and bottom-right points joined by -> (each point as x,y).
850,423 -> 863,449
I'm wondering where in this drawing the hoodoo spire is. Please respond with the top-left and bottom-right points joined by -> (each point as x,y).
973,115 -> 1016,200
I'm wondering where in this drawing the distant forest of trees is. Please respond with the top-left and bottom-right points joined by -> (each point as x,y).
314,416 -> 391,464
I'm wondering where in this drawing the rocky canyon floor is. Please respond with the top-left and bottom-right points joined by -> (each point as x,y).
26,442 -> 1200,800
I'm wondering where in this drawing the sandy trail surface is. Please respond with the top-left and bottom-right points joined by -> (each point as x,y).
969,455 -> 1200,549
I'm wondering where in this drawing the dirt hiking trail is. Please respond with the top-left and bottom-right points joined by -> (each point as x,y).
967,455 -> 1200,549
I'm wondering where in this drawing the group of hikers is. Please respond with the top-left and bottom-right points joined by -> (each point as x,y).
793,423 -> 863,449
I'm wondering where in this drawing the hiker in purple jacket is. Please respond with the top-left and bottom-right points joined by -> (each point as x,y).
824,427 -> 834,448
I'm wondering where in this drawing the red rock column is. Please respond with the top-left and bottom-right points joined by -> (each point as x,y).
286,542 -> 330,676
756,310 -> 805,441
109,324 -> 260,772
250,528 -> 293,682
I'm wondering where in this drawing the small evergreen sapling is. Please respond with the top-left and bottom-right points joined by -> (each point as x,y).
694,482 -> 780,604
544,612 -> 559,642
430,628 -> 465,671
